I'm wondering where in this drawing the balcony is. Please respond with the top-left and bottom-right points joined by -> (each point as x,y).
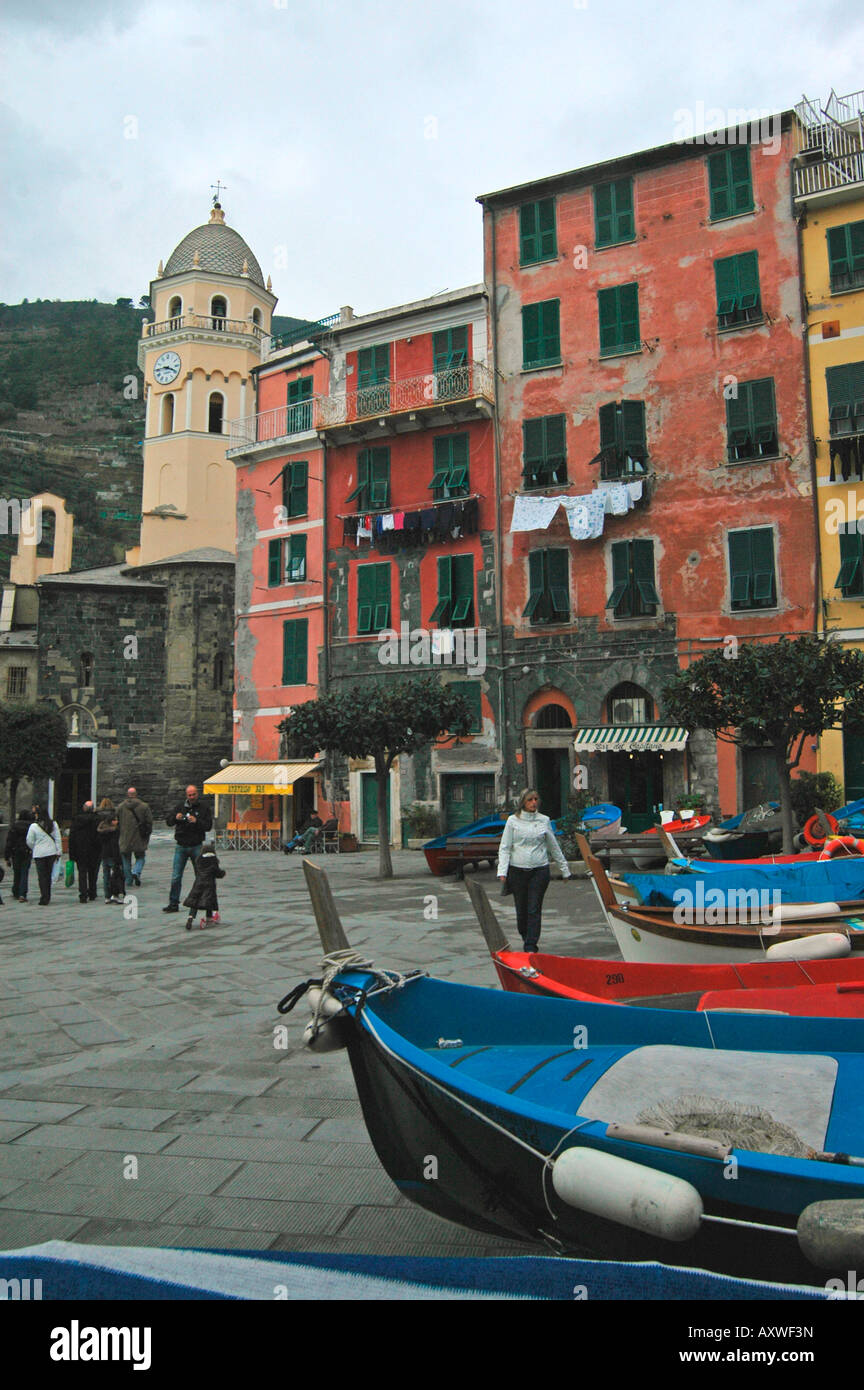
227,361 -> 495,456
142,312 -> 266,346
793,89 -> 864,202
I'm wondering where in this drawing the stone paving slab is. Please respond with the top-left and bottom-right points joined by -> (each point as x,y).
57,1151 -> 245,1193
161,1195 -> 353,1236
0,1099 -> 86,1123
218,1162 -> 401,1207
0,1213 -> 91,1248
13,1125 -> 177,1153
61,1105 -> 179,1131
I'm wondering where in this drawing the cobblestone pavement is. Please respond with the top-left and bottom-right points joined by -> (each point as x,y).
0,836 -> 616,1258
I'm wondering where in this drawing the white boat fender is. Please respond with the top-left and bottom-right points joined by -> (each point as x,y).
797,1199 -> 864,1269
764,933 -> 851,961
551,1147 -> 703,1242
306,985 -> 344,1019
303,986 -> 347,1052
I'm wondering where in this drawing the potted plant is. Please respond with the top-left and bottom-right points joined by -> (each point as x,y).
403,802 -> 440,849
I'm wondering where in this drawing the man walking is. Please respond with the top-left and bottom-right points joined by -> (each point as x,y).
163,784 -> 212,913
68,800 -> 102,902
117,787 -> 153,889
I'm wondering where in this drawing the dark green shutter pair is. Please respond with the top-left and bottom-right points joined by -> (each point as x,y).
522,416 -> 567,486
523,549 -> 569,623
357,345 -> 390,414
725,379 -> 777,460
594,178 -> 635,248
826,362 -> 864,435
430,435 -> 470,497
606,540 -> 659,617
714,251 -> 761,326
283,461 -> 308,518
729,528 -> 776,609
346,447 -> 390,510
827,221 -> 864,293
598,401 -> 646,477
519,199 -> 557,264
268,534 -> 306,585
282,619 -> 308,685
449,680 -> 482,732
357,564 -> 391,634
522,301 -> 561,368
836,526 -> 864,596
598,284 -> 640,356
433,327 -> 469,372
431,555 -> 474,627
286,376 -> 313,431
708,148 -> 754,220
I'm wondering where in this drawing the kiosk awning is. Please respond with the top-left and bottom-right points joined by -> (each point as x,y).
203,761 -> 321,795
573,726 -> 689,753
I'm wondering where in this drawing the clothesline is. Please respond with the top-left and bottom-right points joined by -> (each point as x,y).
336,492 -> 483,520
509,479 -> 644,540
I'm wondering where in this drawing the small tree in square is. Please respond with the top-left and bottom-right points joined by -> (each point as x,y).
278,676 -> 474,878
0,702 -> 68,818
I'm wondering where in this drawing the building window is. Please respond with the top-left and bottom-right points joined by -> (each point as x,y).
598,283 -> 640,357
79,652 -> 94,686
282,461 -> 308,518
708,147 -> 754,220
827,221 -> 864,294
252,308 -> 262,326
210,295 -> 227,328
725,378 -> 778,461
835,525 -> 864,597
431,554 -> 474,629
208,392 -> 225,433
523,415 -> 567,487
519,198 -> 557,265
357,344 -> 390,415
606,540 -> 659,618
168,296 -> 182,321
728,527 -> 777,610
522,300 -> 561,370
5,666 -> 28,699
431,435 -> 469,499
449,680 -> 482,733
607,681 -> 652,725
160,393 -> 174,434
714,250 -> 762,328
826,362 -> 864,439
535,703 -> 572,729
213,652 -> 225,690
433,327 -> 468,371
597,401 -> 647,478
282,618 -> 308,686
523,549 -> 570,624
268,535 -> 306,585
357,563 -> 391,634
286,377 -> 313,432
346,447 -> 389,511
594,178 -> 635,248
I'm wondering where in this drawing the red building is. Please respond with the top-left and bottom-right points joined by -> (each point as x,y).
478,115 -> 818,825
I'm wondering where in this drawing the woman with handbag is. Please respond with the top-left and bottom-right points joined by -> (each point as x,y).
497,789 -> 571,952
25,805 -> 63,907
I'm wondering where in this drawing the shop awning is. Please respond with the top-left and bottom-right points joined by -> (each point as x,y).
573,726 -> 689,753
203,761 -> 321,795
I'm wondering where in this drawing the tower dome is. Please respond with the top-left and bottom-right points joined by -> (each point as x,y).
162,204 -> 264,287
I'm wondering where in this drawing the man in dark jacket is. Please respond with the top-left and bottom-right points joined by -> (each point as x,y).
4,809 -> 34,901
69,800 -> 102,902
162,784 -> 213,913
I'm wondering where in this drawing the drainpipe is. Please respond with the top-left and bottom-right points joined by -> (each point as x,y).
794,203 -> 823,640
489,204 -> 510,805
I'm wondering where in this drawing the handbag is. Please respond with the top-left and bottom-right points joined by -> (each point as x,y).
65,859 -> 75,887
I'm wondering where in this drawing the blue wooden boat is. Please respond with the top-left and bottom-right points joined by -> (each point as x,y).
423,813 -> 561,875
702,803 -> 783,859
289,862 -> 864,1283
621,858 -> 864,909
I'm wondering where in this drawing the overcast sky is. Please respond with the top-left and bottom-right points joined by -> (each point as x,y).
2,0 -> 862,320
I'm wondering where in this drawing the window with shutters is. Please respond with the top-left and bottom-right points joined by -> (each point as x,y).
826,362 -> 864,438
714,251 -> 762,329
282,460 -> 308,518
594,178 -> 635,249
708,147 -> 754,220
606,540 -> 659,619
598,284 -> 640,357
519,199 -> 557,265
597,401 -> 647,479
431,554 -> 474,629
449,680 -> 482,733
522,300 -> 561,369
357,563 -> 391,634
827,221 -> 864,294
835,525 -> 864,597
433,327 -> 470,400
725,379 -> 778,461
357,344 -> 390,415
286,377 -> 313,432
346,446 -> 390,511
269,535 -> 306,585
430,435 -> 470,499
522,415 -> 567,487
282,618 -> 308,685
728,528 -> 776,610
523,549 -> 570,624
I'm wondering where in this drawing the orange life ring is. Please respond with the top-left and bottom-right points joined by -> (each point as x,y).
819,835 -> 864,860
803,813 -> 840,846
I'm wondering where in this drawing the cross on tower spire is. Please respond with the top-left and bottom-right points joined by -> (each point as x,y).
211,180 -> 227,205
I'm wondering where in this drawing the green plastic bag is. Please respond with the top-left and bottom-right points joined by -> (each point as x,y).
65,859 -> 75,887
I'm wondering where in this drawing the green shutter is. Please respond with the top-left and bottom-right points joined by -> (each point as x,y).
287,377 -> 313,403
836,526 -> 864,595
716,252 -> 761,323
607,541 -> 631,615
599,402 -> 617,451
349,447 -> 389,509
750,528 -> 776,605
544,415 -> 566,472
268,539 -> 281,587
433,327 -> 469,372
283,619 -> 308,685
621,401 -> 646,460
828,225 -> 849,289
750,379 -> 777,447
287,533 -> 306,582
357,565 -> 375,634
633,539 -> 659,610
598,284 -> 639,355
450,554 -> 474,626
729,531 -> 753,607
345,451 -> 370,505
358,345 -> 389,387
547,548 -> 570,617
451,680 -> 482,732
595,178 -> 634,246
738,251 -> 760,310
522,301 -> 560,368
431,434 -> 469,495
523,418 -> 545,481
374,563 -> 391,631
431,557 -> 452,624
715,255 -> 739,318
709,148 -> 753,220
728,147 -> 754,214
613,178 -> 635,241
594,182 -> 614,247
287,460 -> 308,517
520,199 -> 556,264
524,549 -> 546,619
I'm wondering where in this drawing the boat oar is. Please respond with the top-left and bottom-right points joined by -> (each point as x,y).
464,877 -> 511,955
302,857 -> 351,954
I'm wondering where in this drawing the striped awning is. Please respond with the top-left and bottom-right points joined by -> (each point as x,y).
203,761 -> 321,795
573,726 -> 689,753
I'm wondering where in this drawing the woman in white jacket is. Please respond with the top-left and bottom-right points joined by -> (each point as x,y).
26,805 -> 63,906
497,789 -> 571,951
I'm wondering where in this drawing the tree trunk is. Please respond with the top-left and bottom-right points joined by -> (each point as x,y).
773,743 -> 796,854
376,757 -> 393,879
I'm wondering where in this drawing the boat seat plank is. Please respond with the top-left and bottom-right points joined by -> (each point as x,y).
426,1042 -> 630,1113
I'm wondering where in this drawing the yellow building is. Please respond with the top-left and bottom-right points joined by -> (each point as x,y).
129,201 -> 277,565
793,90 -> 864,801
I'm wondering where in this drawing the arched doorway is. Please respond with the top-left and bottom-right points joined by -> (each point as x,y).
524,693 -> 575,820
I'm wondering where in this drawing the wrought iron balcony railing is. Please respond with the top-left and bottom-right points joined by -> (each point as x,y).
143,312 -> 266,339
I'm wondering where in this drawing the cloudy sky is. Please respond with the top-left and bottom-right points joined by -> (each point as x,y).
2,0 -> 862,319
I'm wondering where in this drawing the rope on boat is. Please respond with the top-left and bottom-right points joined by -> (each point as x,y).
278,950 -> 425,1044
541,1119 -> 597,1222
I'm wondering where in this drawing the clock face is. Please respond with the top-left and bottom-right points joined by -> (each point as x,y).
153,351 -> 181,385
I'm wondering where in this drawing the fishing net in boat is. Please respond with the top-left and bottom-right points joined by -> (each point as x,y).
637,1093 -> 813,1158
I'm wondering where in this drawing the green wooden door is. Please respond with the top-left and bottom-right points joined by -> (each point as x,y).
608,751 -> 660,832
742,747 -> 780,808
361,772 -> 390,841
442,774 -> 495,833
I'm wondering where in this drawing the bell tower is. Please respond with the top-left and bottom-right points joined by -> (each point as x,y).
130,201 -> 277,565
